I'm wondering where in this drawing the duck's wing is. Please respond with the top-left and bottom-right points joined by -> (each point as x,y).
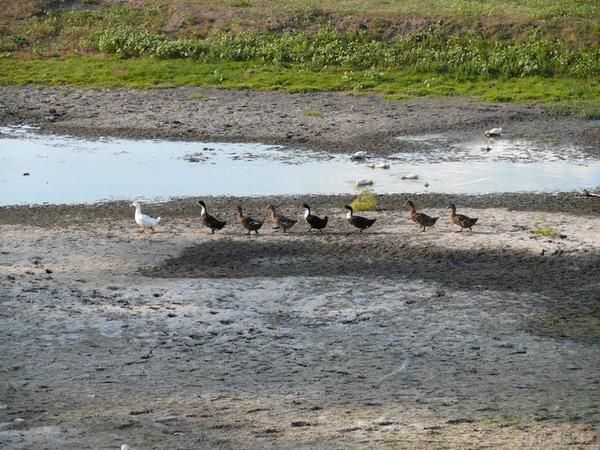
279,215 -> 297,227
351,216 -> 375,228
247,217 -> 263,227
141,214 -> 159,227
308,214 -> 326,228
206,214 -> 226,229
456,213 -> 477,227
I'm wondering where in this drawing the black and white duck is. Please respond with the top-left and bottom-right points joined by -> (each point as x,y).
403,200 -> 438,232
198,200 -> 226,234
267,204 -> 297,233
344,205 -> 376,233
448,203 -> 478,232
235,206 -> 263,235
302,203 -> 328,234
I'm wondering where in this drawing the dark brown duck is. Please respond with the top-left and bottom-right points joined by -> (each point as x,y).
198,200 -> 226,234
267,204 -> 297,233
448,203 -> 478,232
403,200 -> 438,232
235,206 -> 263,235
344,205 -> 376,233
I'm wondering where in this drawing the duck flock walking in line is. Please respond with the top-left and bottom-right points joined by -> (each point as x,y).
131,200 -> 479,235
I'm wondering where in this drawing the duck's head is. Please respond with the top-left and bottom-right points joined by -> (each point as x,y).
267,204 -> 275,211
302,203 -> 310,210
235,205 -> 243,215
131,201 -> 141,209
198,200 -> 206,208
344,205 -> 353,212
402,200 -> 415,209
447,203 -> 456,211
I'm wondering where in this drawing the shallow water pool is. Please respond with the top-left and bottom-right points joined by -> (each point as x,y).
0,126 -> 599,205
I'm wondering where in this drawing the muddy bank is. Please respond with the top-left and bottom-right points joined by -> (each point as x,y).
1,205 -> 600,449
1,85 -> 599,155
1,192 -> 600,227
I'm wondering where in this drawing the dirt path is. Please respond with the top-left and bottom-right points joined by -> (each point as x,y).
1,86 -> 599,155
1,204 -> 599,448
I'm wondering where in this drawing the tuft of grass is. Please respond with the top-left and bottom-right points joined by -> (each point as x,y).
351,188 -> 377,212
303,110 -> 321,117
532,227 -> 558,238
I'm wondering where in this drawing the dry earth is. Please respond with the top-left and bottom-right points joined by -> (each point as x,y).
1,201 -> 600,449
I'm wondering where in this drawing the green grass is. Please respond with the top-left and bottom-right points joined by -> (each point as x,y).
351,189 -> 378,212
303,110 -> 321,117
531,227 -> 558,238
2,56 -> 599,113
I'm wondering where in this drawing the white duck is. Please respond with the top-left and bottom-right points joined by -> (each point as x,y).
350,151 -> 368,160
131,201 -> 161,233
484,127 -> 502,137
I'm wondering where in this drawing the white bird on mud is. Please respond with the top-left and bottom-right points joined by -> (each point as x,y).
485,127 -> 502,137
350,151 -> 368,160
131,201 -> 161,233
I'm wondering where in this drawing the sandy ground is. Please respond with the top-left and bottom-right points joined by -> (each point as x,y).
1,200 -> 600,449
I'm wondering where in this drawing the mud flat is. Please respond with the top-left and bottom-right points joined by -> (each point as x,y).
1,86 -> 600,155
1,197 -> 600,448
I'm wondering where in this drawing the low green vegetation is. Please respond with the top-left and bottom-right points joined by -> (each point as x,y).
0,2 -> 598,112
2,57 -> 599,114
351,189 -> 378,212
531,226 -> 558,238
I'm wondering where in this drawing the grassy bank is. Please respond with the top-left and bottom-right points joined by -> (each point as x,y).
2,56 -> 599,118
0,2 -> 599,116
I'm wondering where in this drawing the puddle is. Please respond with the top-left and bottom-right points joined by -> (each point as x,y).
0,126 -> 599,206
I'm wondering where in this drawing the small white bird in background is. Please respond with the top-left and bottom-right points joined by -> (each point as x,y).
121,445 -> 131,450
350,151 -> 368,160
131,201 -> 161,233
484,127 -> 503,137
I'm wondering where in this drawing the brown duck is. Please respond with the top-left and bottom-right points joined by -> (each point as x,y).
448,203 -> 478,232
403,200 -> 438,232
267,204 -> 297,233
198,200 -> 226,234
235,206 -> 263,235
344,205 -> 376,233
302,203 -> 328,234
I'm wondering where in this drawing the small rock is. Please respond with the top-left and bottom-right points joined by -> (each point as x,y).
290,420 -> 312,427
355,179 -> 374,187
401,174 -> 419,180
22,172 -> 30,176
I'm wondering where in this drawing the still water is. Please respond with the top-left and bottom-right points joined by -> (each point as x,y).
0,126 -> 598,205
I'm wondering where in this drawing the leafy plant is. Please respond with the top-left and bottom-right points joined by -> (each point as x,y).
351,188 -> 378,211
